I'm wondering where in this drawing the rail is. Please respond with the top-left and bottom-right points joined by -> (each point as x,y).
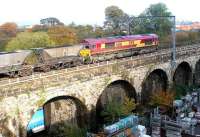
0,44 -> 200,87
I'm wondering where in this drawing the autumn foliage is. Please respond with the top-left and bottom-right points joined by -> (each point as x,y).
48,26 -> 77,45
0,22 -> 17,37
149,91 -> 174,108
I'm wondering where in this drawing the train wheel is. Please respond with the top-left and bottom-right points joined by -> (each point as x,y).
18,66 -> 33,77
8,71 -> 17,78
54,63 -> 64,70
59,64 -> 65,69
63,62 -> 70,68
18,69 -> 33,77
43,65 -> 51,72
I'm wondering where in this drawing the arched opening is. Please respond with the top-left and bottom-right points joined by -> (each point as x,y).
95,80 -> 136,131
43,96 -> 88,131
140,69 -> 168,129
173,62 -> 192,86
141,69 -> 168,104
194,60 -> 200,86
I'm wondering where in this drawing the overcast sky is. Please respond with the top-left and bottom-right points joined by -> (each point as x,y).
0,0 -> 199,26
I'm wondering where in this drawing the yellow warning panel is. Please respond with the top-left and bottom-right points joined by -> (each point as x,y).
129,41 -> 135,46
79,49 -> 91,57
122,41 -> 129,46
101,43 -> 105,49
136,43 -> 145,47
134,40 -> 141,45
115,42 -> 122,47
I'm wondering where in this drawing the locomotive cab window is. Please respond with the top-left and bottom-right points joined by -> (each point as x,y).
82,45 -> 90,49
83,45 -> 95,49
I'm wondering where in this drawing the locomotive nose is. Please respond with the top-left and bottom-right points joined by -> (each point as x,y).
79,49 -> 91,57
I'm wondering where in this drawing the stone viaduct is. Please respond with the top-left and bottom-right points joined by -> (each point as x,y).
1,44 -> 200,137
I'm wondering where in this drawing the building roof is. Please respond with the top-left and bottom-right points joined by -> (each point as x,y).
176,22 -> 200,31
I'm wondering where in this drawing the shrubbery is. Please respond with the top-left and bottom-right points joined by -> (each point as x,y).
101,97 -> 136,124
5,32 -> 55,51
48,123 -> 87,137
172,84 -> 198,99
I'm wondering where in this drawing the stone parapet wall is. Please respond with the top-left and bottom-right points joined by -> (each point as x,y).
1,45 -> 200,98
0,44 -> 200,137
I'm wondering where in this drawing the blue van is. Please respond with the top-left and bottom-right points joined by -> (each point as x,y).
27,108 -> 45,135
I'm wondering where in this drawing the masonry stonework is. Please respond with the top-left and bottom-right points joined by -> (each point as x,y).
0,46 -> 200,137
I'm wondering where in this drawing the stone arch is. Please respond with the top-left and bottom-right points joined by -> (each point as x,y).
43,96 -> 88,129
141,69 -> 168,104
173,61 -> 192,86
194,59 -> 200,86
95,80 -> 136,130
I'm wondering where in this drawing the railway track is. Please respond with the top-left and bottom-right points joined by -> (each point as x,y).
0,43 -> 200,86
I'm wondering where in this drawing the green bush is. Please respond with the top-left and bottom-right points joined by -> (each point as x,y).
0,39 -> 9,51
101,97 -> 136,124
173,84 -> 198,99
5,32 -> 55,51
48,123 -> 87,137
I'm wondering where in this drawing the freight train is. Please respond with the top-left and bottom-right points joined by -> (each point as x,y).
0,34 -> 158,78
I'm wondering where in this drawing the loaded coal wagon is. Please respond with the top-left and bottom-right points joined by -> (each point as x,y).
28,45 -> 82,72
0,50 -> 33,77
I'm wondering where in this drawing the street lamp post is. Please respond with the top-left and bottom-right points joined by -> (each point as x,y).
128,16 -> 176,70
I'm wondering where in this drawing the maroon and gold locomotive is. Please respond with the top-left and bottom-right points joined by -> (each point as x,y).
79,34 -> 158,61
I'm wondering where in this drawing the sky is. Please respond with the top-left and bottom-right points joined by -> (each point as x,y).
0,0 -> 199,26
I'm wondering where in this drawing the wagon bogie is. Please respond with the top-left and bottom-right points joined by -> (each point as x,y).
18,65 -> 33,77
7,71 -> 18,78
33,63 -> 51,72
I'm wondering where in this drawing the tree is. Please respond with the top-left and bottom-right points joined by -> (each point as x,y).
142,3 -> 172,17
121,97 -> 137,116
40,17 -> 64,27
149,91 -> 174,112
132,3 -> 173,37
5,32 -> 54,51
93,25 -> 105,38
104,6 -> 129,36
48,26 -> 77,45
101,96 -> 136,124
0,22 -> 18,37
101,99 -> 123,123
0,22 -> 18,51
72,25 -> 99,42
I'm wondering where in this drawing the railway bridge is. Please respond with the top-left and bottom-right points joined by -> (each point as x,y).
1,44 -> 200,136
